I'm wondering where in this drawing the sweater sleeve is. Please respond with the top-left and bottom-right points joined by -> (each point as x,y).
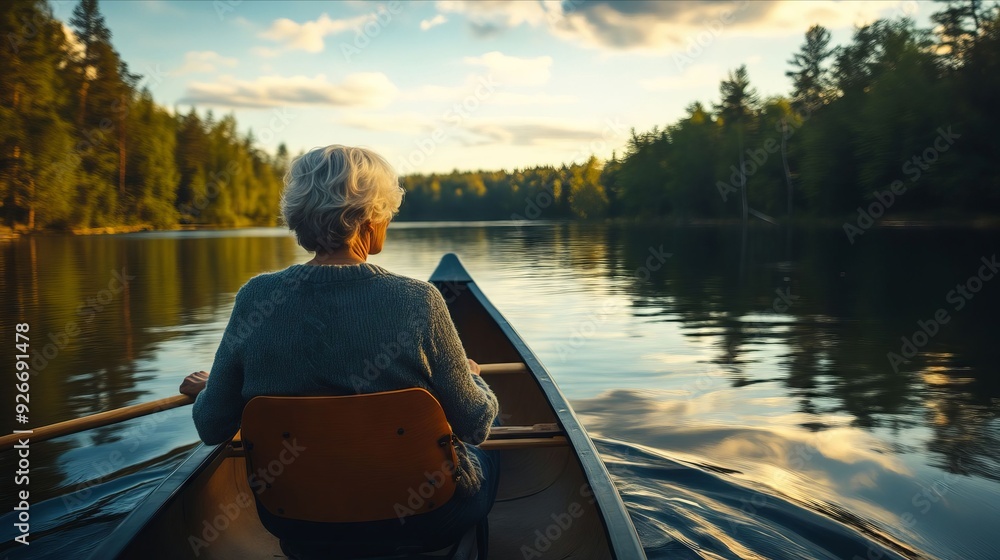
192,288 -> 248,445
422,287 -> 499,445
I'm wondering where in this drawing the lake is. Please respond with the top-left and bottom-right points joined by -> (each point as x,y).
1,222 -> 998,559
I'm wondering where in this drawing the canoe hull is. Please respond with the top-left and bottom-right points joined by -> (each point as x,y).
88,254 -> 645,559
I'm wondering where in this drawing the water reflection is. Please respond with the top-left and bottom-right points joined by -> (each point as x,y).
0,223 -> 998,559
0,232 -> 304,504
613,224 -> 998,477
580,388 -> 997,560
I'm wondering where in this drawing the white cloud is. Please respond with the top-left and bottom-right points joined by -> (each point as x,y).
420,14 -> 448,31
397,84 -> 575,105
62,24 -> 84,59
173,51 -> 238,76
339,112 -> 437,135
251,46 -> 281,59
760,1 -> 913,33
340,112 -> 604,149
640,65 -> 726,92
491,92 -> 576,105
458,118 -> 606,147
462,51 -> 553,87
397,73 -> 499,102
398,84 -> 470,102
396,69 -> 573,107
438,0 -> 909,53
258,13 -> 371,54
180,72 -> 398,109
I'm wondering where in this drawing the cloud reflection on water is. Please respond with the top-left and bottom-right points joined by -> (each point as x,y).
575,385 -> 999,559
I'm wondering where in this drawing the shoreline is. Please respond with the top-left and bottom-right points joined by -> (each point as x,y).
2,215 -> 998,240
605,215 -> 1000,229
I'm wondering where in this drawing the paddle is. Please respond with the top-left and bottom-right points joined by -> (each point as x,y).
0,394 -> 194,452
0,363 -> 528,452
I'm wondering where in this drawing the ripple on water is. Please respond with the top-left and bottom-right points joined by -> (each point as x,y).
597,438 -> 919,560
0,445 -> 196,560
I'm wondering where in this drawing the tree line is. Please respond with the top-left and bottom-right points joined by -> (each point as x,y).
1,0 -> 288,231
3,0 -> 999,230
402,1 -> 1000,222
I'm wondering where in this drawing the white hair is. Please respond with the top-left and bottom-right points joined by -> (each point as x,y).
280,145 -> 403,253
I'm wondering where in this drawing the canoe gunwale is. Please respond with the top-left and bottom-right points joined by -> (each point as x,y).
86,442 -> 224,559
452,280 -> 646,560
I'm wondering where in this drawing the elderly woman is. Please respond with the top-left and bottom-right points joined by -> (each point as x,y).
179,145 -> 500,555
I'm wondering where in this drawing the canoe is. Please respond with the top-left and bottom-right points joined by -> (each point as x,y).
88,253 -> 646,559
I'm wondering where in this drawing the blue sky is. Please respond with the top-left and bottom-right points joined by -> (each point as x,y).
56,0 -> 931,174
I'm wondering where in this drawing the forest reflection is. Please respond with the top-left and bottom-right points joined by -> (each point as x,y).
608,223 -> 999,483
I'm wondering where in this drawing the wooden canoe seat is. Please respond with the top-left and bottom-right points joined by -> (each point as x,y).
240,388 -> 460,526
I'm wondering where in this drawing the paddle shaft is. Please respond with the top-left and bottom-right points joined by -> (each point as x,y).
0,394 -> 194,452
0,363 -> 526,452
478,362 -> 527,375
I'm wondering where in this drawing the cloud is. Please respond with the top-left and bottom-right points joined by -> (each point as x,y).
399,70 -> 579,106
339,112 -> 600,148
490,92 -> 576,105
396,77 -> 573,106
640,65 -> 727,92
180,72 -> 398,109
420,14 -> 448,31
438,0 -> 907,52
458,119 -> 604,147
437,0 -> 550,37
462,51 -> 553,87
173,51 -> 238,76
398,84 -> 468,102
251,46 -> 281,59
62,24 -> 85,59
258,13 -> 371,53
397,73 -> 500,102
549,1 -> 776,51
339,112 -> 438,135
142,0 -> 184,15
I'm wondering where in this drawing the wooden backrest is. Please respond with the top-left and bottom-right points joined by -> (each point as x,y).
240,388 -> 460,524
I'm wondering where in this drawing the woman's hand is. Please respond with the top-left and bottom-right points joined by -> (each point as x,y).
180,371 -> 209,397
468,358 -> 481,376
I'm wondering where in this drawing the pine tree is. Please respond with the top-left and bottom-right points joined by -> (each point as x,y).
0,0 -> 77,229
787,25 -> 834,110
175,108 -> 208,218
715,65 -> 758,126
125,88 -> 178,227
715,65 -> 758,220
932,0 -> 985,66
69,0 -> 111,128
69,0 -> 130,226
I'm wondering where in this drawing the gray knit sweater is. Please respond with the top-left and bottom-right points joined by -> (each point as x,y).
192,263 -> 499,493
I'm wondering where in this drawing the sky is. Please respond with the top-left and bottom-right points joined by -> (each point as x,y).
54,0 -> 933,174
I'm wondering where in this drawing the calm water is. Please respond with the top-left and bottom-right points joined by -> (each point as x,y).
1,222 -> 998,559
